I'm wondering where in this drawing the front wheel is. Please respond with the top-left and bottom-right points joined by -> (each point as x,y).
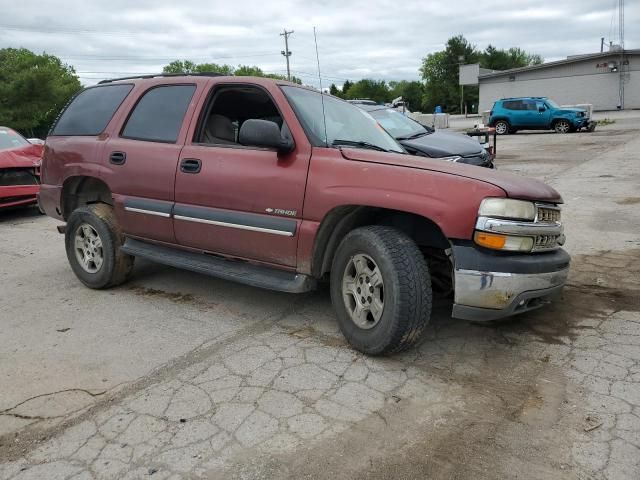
494,120 -> 510,135
554,119 -> 571,134
330,226 -> 432,355
65,203 -> 134,289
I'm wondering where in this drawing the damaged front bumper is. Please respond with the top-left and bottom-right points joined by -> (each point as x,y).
450,243 -> 570,321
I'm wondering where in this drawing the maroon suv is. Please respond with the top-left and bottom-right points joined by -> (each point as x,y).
39,74 -> 569,355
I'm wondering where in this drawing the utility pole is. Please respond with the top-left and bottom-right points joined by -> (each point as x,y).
280,29 -> 294,81
458,55 -> 465,116
618,0 -> 625,109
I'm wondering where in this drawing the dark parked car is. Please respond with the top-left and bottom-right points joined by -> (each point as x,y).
357,104 -> 494,168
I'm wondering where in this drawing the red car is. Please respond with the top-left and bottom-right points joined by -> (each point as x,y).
40,75 -> 569,355
0,127 -> 43,209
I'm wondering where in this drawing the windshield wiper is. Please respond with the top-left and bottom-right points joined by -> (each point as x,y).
331,139 -> 389,152
396,130 -> 431,140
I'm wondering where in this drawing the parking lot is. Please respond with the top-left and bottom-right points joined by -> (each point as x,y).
1,113 -> 639,479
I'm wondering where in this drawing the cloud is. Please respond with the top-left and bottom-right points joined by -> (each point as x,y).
0,0 -> 637,87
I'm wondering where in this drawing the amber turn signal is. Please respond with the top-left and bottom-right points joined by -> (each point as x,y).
474,231 -> 507,250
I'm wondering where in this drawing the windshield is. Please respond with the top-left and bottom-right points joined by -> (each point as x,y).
281,86 -> 404,153
368,108 -> 428,139
0,128 -> 30,150
545,98 -> 560,109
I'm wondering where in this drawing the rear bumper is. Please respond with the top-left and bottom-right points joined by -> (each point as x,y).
0,185 -> 40,209
451,243 -> 570,321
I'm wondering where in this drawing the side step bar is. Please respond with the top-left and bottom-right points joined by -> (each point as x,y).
121,239 -> 316,293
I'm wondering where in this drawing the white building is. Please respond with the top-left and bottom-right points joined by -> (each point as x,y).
476,50 -> 640,112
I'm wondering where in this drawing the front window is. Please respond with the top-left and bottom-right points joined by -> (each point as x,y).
545,99 -> 560,109
0,128 -> 30,150
282,86 -> 404,153
367,108 -> 430,139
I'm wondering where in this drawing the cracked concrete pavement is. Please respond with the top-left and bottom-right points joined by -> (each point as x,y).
1,112 -> 639,479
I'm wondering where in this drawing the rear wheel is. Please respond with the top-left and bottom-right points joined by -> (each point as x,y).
554,119 -> 571,134
494,120 -> 510,135
330,226 -> 432,355
65,203 -> 134,289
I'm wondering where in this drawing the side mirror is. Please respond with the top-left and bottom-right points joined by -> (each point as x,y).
538,106 -> 546,112
239,119 -> 294,154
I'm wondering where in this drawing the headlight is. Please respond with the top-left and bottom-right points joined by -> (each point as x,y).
478,198 -> 536,221
441,155 -> 463,162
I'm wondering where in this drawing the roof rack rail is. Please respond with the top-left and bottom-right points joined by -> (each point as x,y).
98,72 -> 226,84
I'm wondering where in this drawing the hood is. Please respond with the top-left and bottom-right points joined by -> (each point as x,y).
0,144 -> 43,169
558,107 -> 587,115
400,129 -> 483,157
339,147 -> 562,203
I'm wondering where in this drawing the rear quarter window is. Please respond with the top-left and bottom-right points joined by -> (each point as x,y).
51,84 -> 133,136
121,85 -> 196,143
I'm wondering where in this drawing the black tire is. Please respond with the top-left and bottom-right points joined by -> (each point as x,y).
330,226 -> 432,355
494,120 -> 510,135
65,203 -> 134,289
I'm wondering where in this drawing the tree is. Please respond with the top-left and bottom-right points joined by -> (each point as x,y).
420,35 -> 479,114
162,61 -> 301,84
341,80 -> 353,97
163,60 -> 234,75
388,80 -> 424,111
420,35 -> 543,114
329,83 -> 340,96
0,48 -> 81,137
482,45 -> 543,71
345,79 -> 390,104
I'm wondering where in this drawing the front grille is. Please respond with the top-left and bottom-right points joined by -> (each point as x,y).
536,205 -> 560,223
534,234 -> 561,251
0,168 -> 39,187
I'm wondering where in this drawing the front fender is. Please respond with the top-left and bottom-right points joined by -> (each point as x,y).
303,148 -> 506,240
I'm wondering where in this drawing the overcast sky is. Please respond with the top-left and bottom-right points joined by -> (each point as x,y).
1,0 -> 637,87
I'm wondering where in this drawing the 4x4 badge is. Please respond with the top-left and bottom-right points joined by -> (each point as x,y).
265,207 -> 297,217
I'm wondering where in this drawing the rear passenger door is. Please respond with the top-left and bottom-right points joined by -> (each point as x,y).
503,100 -> 526,127
103,83 -> 200,244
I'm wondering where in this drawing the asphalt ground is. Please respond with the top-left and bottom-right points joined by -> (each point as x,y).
1,112 -> 639,479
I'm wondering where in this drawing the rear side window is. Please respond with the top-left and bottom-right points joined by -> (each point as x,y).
502,100 -> 523,110
121,85 -> 196,143
51,84 -> 133,136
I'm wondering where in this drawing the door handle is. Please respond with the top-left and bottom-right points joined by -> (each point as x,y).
109,151 -> 127,165
180,158 -> 202,174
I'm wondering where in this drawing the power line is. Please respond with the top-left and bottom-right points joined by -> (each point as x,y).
57,52 -> 282,62
280,29 -> 294,81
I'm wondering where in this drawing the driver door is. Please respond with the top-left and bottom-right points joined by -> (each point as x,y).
173,83 -> 311,267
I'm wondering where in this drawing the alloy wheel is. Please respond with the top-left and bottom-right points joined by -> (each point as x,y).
74,223 -> 104,273
495,121 -> 508,135
555,120 -> 571,133
342,254 -> 385,329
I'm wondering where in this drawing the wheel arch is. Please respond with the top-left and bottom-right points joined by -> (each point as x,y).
61,176 -> 113,220
311,205 -> 450,278
491,117 -> 511,126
